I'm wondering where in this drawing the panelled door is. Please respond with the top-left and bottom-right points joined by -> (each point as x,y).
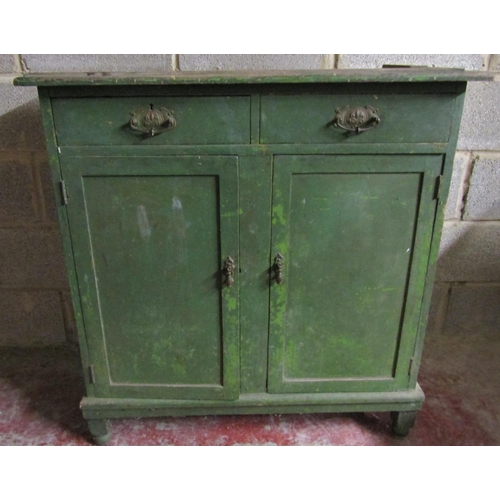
61,156 -> 239,400
268,155 -> 442,393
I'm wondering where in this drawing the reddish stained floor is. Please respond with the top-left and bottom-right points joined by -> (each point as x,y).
1,332 -> 499,446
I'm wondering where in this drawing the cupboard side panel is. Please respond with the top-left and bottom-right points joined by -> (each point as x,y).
38,90 -> 95,396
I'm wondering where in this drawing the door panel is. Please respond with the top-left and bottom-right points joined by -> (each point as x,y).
62,156 -> 239,400
268,155 -> 441,393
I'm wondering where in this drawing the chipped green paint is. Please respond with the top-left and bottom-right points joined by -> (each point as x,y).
171,361 -> 187,379
268,155 -> 443,393
272,205 -> 286,226
13,69 -> 492,87
262,93 -> 457,145
227,297 -> 237,312
222,208 -> 244,218
62,155 -> 239,400
271,285 -> 287,329
275,242 -> 288,257
51,96 -> 251,147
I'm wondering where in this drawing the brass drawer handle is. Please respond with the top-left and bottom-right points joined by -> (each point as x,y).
332,105 -> 380,134
223,256 -> 235,288
129,104 -> 176,136
274,253 -> 284,285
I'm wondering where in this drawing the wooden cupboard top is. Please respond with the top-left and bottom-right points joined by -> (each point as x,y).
13,69 -> 495,86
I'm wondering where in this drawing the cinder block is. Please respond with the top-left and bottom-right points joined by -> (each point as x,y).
338,54 -> 484,70
444,153 -> 469,220
443,286 -> 500,336
23,54 -> 173,73
0,85 -> 45,150
0,228 -> 68,287
0,55 -> 16,73
463,156 -> 500,220
436,222 -> 500,282
35,152 -> 58,221
180,54 -> 324,71
457,81 -> 500,151
0,154 -> 38,222
0,290 -> 66,346
426,283 -> 449,336
490,55 -> 500,71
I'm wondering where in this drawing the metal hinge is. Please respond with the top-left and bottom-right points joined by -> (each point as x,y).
60,180 -> 68,205
408,358 -> 414,376
88,365 -> 95,384
433,175 -> 443,201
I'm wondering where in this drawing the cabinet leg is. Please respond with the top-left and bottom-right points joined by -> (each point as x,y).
87,419 -> 112,445
391,411 -> 417,437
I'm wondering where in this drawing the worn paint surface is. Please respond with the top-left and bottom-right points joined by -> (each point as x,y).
31,79 -> 468,437
61,156 -> 239,400
261,94 -> 455,144
52,96 -> 251,146
239,156 -> 273,393
268,155 -> 442,393
13,68 -> 493,87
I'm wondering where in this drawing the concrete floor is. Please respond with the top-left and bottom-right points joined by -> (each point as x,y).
1,331 -> 499,445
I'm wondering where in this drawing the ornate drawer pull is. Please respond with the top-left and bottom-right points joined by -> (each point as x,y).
223,256 -> 235,288
332,105 -> 380,134
129,104 -> 176,136
274,253 -> 284,285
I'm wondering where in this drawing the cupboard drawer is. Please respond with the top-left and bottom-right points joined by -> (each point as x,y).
52,96 -> 251,146
260,93 -> 456,144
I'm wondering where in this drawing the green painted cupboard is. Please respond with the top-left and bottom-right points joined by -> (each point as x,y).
15,69 -> 491,444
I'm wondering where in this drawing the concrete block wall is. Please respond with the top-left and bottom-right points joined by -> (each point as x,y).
0,54 -> 499,346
